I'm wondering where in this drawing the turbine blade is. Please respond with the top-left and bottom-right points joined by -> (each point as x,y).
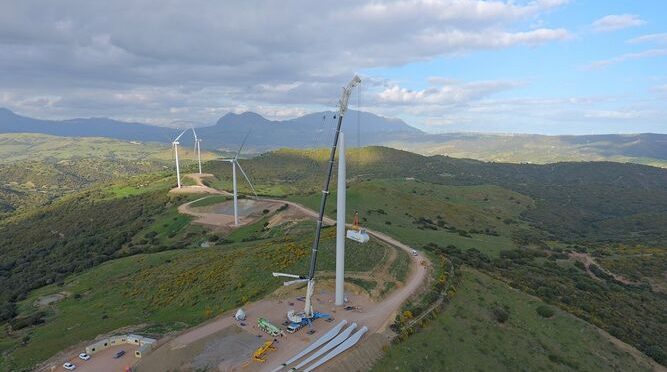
235,130 -> 251,160
174,128 -> 188,142
236,162 -> 257,197
192,126 -> 198,140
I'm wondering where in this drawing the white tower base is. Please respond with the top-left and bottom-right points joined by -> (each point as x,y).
335,133 -> 346,306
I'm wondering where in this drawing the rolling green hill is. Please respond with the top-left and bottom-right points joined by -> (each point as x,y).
0,133 -> 217,215
207,146 -> 667,246
205,146 -> 667,365
389,132 -> 667,168
0,199 -> 396,370
2,144 -> 667,369
372,268 -> 658,371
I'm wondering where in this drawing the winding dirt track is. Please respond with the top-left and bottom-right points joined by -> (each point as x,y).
141,183 -> 431,371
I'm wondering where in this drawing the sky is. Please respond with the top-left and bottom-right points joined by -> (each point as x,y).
0,0 -> 665,134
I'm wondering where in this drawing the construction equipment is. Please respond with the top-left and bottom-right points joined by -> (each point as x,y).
285,310 -> 329,333
272,76 -> 361,329
346,210 -> 369,243
235,308 -> 246,321
258,317 -> 282,337
252,340 -> 277,363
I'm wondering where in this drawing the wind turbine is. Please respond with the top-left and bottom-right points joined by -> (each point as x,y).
192,127 -> 202,174
222,132 -> 257,225
172,129 -> 188,188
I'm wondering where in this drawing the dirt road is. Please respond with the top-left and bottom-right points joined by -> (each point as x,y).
138,191 -> 430,371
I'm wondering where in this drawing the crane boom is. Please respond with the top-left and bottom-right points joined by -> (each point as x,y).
302,75 -> 361,316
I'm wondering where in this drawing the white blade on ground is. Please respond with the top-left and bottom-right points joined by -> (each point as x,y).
283,279 -> 309,286
278,320 -> 348,370
302,326 -> 368,372
294,323 -> 357,369
273,272 -> 304,279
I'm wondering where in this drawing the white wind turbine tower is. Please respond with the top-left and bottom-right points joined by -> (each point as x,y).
192,127 -> 202,174
222,132 -> 257,225
172,129 -> 189,188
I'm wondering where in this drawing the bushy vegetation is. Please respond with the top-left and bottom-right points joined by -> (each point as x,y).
0,175 -> 187,323
230,147 -> 667,247
3,144 -> 667,369
373,269 -> 657,371
0,213 -> 395,370
424,242 -> 667,366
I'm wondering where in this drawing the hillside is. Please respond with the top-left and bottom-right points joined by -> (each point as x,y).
3,108 -> 666,167
1,145 -> 666,369
206,146 -> 667,365
0,133 -> 215,215
392,132 -> 667,167
372,268 -> 659,371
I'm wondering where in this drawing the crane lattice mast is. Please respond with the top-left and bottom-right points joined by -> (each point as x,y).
302,75 -> 361,317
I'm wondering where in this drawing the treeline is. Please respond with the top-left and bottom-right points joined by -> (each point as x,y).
0,187 -> 178,322
228,146 -> 667,246
0,158 -> 168,215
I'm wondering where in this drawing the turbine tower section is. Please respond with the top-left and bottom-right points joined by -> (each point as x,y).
335,132 -> 346,306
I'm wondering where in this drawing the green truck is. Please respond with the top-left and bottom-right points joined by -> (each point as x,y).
258,317 -> 282,337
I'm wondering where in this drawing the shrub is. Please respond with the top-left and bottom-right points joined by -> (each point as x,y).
536,305 -> 555,318
492,306 -> 509,323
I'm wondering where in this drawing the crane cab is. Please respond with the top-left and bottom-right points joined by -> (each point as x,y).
346,211 -> 370,243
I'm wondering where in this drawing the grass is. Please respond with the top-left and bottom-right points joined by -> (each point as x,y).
189,195 -> 230,208
0,217 -> 395,370
347,278 -> 377,293
289,179 -> 534,258
372,268 -> 657,372
389,248 -> 411,282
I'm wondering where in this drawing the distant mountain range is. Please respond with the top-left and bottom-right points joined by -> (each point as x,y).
1,107 -> 667,166
0,108 -> 420,151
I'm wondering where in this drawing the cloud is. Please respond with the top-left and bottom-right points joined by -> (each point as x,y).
592,14 -> 645,32
584,110 -> 642,120
628,33 -> 667,45
376,80 -> 524,105
0,0 -> 570,124
584,49 -> 667,70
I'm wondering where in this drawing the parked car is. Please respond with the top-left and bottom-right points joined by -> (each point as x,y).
78,353 -> 90,361
63,362 -> 76,370
113,350 -> 126,359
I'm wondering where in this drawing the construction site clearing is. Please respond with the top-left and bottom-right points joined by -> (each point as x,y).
133,273 -> 426,371
42,177 -> 428,372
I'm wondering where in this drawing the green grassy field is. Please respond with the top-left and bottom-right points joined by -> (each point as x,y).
372,268 -> 656,371
3,144 -> 667,370
289,179 -> 534,258
0,214 -> 399,370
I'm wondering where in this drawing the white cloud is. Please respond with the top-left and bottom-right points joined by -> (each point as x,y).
628,33 -> 667,45
584,110 -> 642,120
376,80 -> 524,105
592,14 -> 645,32
0,0 -> 571,124
584,49 -> 667,70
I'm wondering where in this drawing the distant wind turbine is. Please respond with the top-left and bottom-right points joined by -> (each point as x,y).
192,127 -> 202,174
172,129 -> 189,188
221,132 -> 257,225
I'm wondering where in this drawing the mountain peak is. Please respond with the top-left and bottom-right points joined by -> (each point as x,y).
0,107 -> 18,117
217,111 -> 270,126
